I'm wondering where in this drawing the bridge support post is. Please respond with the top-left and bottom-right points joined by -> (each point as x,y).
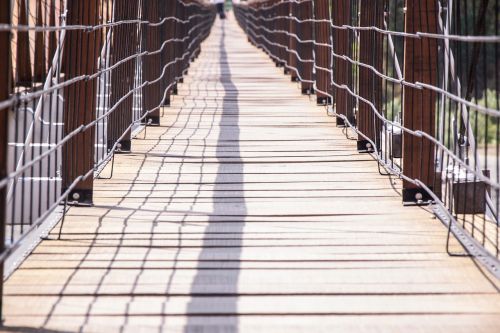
141,0 -> 162,125
0,0 -> 12,319
171,0 -> 181,96
331,0 -> 355,127
161,0 -> 177,107
62,0 -> 101,205
16,0 -> 32,86
278,1 -> 288,72
313,0 -> 333,105
182,0 -> 192,75
34,0 -> 46,83
270,1 -> 277,62
262,1 -> 270,59
402,0 -> 439,204
180,1 -> 189,82
276,0 -> 285,68
357,0 -> 384,152
288,1 -> 298,82
297,0 -> 314,95
174,1 -> 186,89
108,0 -> 140,153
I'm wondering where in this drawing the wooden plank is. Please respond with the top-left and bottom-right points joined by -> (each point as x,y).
2,11 -> 500,333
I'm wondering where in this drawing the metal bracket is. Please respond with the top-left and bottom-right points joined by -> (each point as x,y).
163,97 -> 171,107
357,140 -> 375,153
402,188 -> 433,206
116,140 -> 131,153
144,115 -> 160,126
336,117 -> 347,127
316,96 -> 332,106
302,87 -> 314,95
67,189 -> 93,207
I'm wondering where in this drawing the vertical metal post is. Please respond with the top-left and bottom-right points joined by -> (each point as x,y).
108,0 -> 140,152
258,2 -> 264,50
357,0 -> 384,152
182,0 -> 191,76
288,1 -> 298,82
173,0 -> 185,89
34,0 -> 46,82
190,1 -> 200,61
297,0 -> 314,95
314,0 -> 332,105
141,0 -> 162,125
16,0 -> 32,86
179,0 -> 189,80
402,0 -> 439,203
273,0 -> 282,66
270,0 -> 276,64
0,0 -> 12,319
267,1 -> 272,56
261,1 -> 268,55
280,1 -> 290,74
48,0 -> 57,71
163,0 -> 177,106
332,0 -> 354,126
62,0 -> 101,205
171,0 -> 181,95
269,0 -> 276,64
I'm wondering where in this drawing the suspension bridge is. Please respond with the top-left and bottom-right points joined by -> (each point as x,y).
0,0 -> 499,332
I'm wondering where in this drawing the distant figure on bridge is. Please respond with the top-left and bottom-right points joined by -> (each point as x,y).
212,0 -> 226,19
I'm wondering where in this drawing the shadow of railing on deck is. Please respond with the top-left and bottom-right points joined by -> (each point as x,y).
31,56 -> 216,331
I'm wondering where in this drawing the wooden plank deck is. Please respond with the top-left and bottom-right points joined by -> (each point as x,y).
2,15 -> 500,333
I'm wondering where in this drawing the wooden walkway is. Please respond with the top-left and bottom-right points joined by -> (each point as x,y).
3,16 -> 500,333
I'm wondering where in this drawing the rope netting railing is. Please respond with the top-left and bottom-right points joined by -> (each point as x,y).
234,0 -> 500,274
0,0 -> 216,305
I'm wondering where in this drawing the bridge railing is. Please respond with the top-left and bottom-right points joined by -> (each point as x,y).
234,0 -> 500,272
0,0 -> 215,312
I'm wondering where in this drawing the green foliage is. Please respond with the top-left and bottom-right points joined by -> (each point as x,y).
384,93 -> 402,122
470,89 -> 500,145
